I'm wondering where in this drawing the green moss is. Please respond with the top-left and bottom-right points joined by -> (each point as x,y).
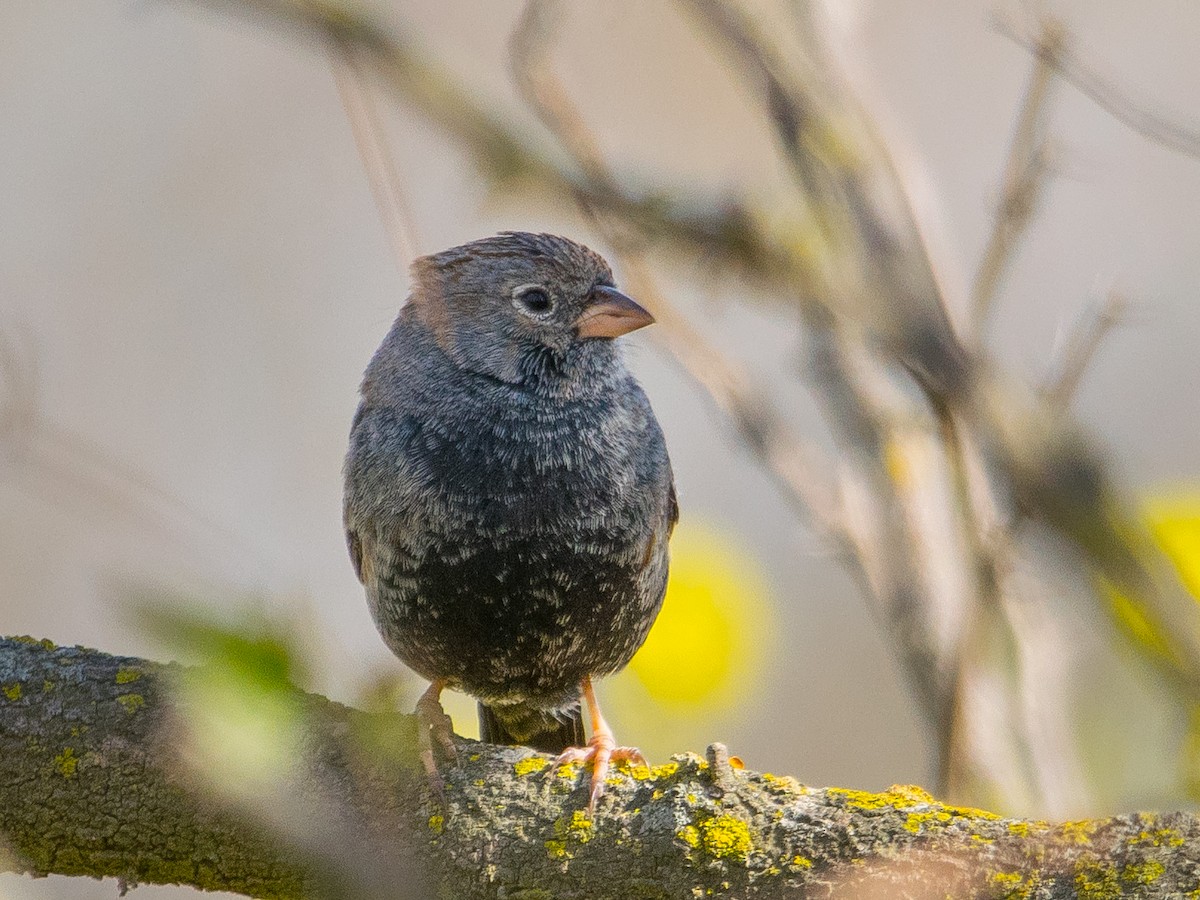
2,682 -> 21,701
54,747 -> 78,778
115,667 -> 143,684
513,755 -> 548,776
116,693 -> 145,714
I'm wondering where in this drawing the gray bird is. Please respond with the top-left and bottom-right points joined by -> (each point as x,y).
343,232 -> 677,806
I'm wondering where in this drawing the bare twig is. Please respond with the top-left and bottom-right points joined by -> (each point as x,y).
1042,290 -> 1129,410
329,39 -> 422,268
997,14 -> 1200,161
972,20 -> 1064,329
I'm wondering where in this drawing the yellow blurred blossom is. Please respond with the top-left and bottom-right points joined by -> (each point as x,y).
618,520 -> 774,713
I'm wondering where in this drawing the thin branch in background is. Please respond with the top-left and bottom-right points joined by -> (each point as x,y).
328,38 -> 422,269
509,0 -> 845,533
1042,289 -> 1130,410
971,19 -> 1063,330
996,13 -> 1200,162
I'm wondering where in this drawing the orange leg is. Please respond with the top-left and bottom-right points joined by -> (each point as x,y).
549,676 -> 647,813
415,680 -> 457,799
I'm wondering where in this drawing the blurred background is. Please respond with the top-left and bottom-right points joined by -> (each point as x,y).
4,0 -> 1200,895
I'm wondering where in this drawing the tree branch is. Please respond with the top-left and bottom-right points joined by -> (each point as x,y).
971,19 -> 1062,330
3,636 -> 1200,898
997,14 -> 1200,162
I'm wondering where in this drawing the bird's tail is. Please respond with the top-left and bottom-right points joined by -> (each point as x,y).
478,701 -> 585,754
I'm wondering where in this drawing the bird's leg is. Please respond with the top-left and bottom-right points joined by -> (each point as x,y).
414,679 -> 457,798
549,676 -> 647,813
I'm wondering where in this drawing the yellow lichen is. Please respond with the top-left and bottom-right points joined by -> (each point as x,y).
696,815 -> 752,863
903,810 -> 952,833
1122,860 -> 1165,885
791,856 -> 813,869
888,784 -> 937,804
627,761 -> 681,782
427,814 -> 444,835
54,747 -> 78,779
1060,820 -> 1095,845
513,755 -> 549,776
760,772 -> 806,795
2,683 -> 21,701
544,810 -> 592,860
1008,822 -> 1031,838
469,753 -> 481,762
1133,828 -> 1184,848
115,667 -> 142,685
565,810 -> 593,840
829,784 -> 1000,825
42,681 -> 54,693
555,762 -> 580,780
116,693 -> 144,714
942,802 -> 1002,821
11,636 -> 56,649
1074,858 -> 1120,900
677,825 -> 701,849
990,872 -> 1034,900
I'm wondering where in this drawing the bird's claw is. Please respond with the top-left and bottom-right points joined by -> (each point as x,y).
549,735 -> 647,813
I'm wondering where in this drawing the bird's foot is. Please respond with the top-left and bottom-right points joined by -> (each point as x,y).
415,682 -> 457,801
550,733 -> 647,813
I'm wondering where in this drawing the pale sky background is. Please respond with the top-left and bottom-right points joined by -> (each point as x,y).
4,0 -> 1200,896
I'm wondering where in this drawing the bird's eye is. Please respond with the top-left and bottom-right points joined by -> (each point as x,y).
514,287 -> 554,317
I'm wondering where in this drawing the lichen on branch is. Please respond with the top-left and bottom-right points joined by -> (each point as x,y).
1,636 -> 1199,898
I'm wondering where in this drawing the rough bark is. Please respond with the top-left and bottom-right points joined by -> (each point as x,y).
2,636 -> 1198,899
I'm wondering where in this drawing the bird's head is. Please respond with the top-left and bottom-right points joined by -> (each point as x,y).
407,232 -> 653,388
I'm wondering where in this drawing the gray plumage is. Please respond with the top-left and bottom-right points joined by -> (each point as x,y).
343,232 -> 677,750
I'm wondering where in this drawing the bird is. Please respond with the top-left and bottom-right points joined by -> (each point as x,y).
343,231 -> 677,809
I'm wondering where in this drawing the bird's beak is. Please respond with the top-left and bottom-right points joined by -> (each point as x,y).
575,285 -> 655,339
